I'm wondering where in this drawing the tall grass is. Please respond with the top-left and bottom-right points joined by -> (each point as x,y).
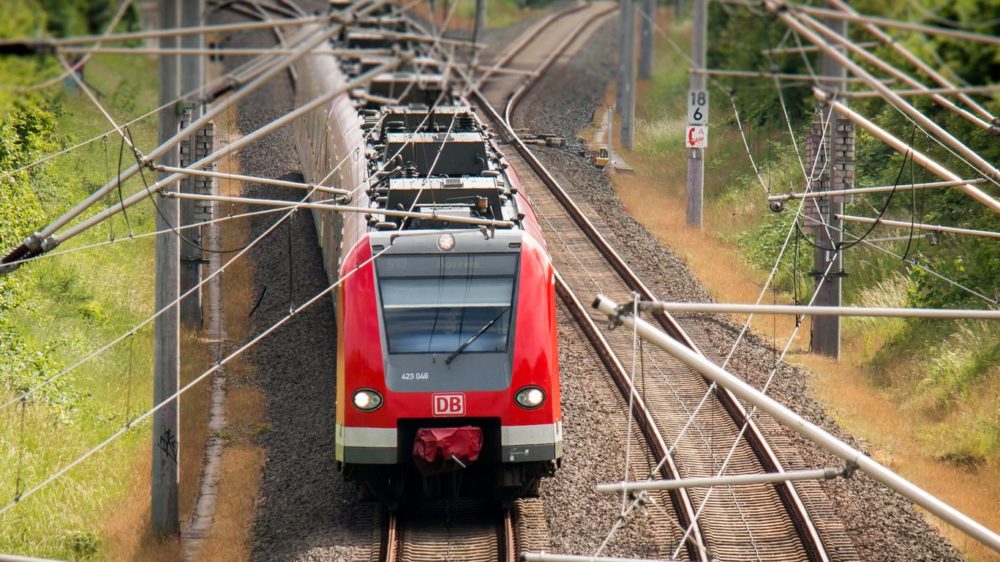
0,53 -> 166,559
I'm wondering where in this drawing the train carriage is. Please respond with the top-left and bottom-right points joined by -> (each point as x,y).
292,19 -> 560,502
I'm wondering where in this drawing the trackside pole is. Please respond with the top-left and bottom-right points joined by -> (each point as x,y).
638,0 -> 654,79
180,0 -> 206,328
685,0 -> 705,227
620,0 -> 636,149
592,294 -> 1000,555
808,8 -> 848,359
153,0 -> 181,537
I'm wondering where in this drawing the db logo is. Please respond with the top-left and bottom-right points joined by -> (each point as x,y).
432,393 -> 465,416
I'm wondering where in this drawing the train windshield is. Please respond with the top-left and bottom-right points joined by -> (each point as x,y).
376,253 -> 518,355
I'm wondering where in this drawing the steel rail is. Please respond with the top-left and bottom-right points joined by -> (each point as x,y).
555,273 -> 710,562
478,12 -> 830,562
503,508 -> 517,562
503,6 -> 618,126
473,2 -> 589,88
385,509 -> 399,562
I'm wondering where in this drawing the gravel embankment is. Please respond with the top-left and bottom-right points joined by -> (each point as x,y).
206,7 -> 377,561
516,15 -> 963,562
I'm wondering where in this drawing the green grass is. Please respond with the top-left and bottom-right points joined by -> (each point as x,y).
0,52 -> 163,558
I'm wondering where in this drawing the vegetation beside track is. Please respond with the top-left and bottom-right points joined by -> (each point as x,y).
0,2 -> 200,559
607,3 -> 997,559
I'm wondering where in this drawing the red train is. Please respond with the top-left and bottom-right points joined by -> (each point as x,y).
292,20 -> 561,501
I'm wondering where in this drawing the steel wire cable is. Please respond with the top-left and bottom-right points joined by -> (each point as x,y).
0,52 -> 286,185
0,0 -> 461,413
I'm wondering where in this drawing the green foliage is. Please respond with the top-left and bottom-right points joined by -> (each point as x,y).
61,529 -> 100,561
0,1 -> 160,557
692,0 -> 1000,463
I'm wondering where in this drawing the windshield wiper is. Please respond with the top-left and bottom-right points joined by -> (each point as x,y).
444,307 -> 511,365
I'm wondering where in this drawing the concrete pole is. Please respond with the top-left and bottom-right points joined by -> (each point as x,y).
639,0 -> 654,79
620,0 -> 636,149
811,11 -> 847,359
473,0 -> 485,46
153,0 -> 181,537
180,0 -> 205,328
685,0 -> 705,227
616,0 -> 628,114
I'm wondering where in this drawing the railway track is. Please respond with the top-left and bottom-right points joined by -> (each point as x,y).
378,502 -> 516,562
469,5 -> 833,561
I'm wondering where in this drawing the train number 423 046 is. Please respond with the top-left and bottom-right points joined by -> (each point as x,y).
401,372 -> 430,381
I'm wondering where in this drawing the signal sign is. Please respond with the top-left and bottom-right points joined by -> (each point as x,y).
686,126 -> 708,148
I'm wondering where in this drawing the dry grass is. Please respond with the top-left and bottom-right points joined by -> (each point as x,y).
806,355 -> 1000,562
187,99 -> 267,561
100,450 -> 180,562
196,387 -> 266,562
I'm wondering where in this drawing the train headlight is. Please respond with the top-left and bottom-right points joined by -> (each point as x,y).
352,389 -> 383,412
515,386 -> 545,409
437,233 -> 456,252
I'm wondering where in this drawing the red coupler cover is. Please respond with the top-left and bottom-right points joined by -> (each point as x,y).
412,426 -> 483,474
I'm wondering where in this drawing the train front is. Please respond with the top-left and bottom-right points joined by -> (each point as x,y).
336,225 -> 560,501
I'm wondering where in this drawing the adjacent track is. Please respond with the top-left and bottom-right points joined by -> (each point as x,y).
470,5 -> 831,561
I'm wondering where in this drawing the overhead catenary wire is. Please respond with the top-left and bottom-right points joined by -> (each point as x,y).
719,0 -> 1000,47
813,89 -> 1000,215
766,2 -> 1000,184
593,295 -> 1000,556
796,10 -> 991,131
667,252 -> 841,559
0,0 -> 467,410
0,240 -> 396,516
825,0 -> 996,124
40,57 -> 410,250
0,22 -> 345,265
0,0 -> 501,516
0,49 -> 290,186
0,14 -> 338,48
